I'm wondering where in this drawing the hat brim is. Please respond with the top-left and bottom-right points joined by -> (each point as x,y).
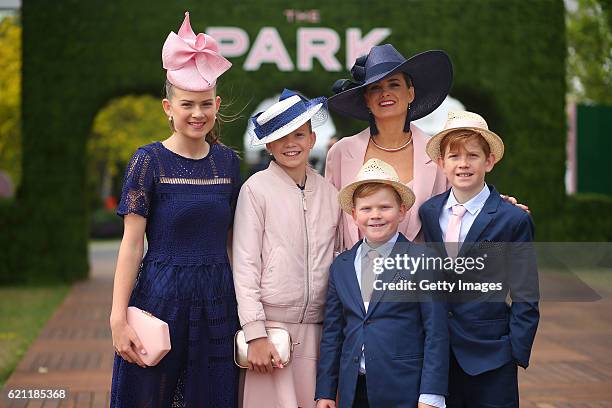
328,50 -> 453,122
250,102 -> 325,146
425,127 -> 505,163
338,179 -> 416,214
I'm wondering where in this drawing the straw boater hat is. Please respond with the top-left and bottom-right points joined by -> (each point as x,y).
162,12 -> 232,91
329,45 -> 453,122
250,89 -> 327,146
426,111 -> 505,163
338,159 -> 415,214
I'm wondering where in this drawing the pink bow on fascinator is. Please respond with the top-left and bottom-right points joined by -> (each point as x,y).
162,12 -> 231,91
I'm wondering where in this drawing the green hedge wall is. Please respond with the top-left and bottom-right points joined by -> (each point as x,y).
1,0 -> 610,285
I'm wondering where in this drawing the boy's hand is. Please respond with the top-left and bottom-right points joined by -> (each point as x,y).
247,337 -> 283,374
316,399 -> 336,408
501,194 -> 530,214
417,403 -> 436,408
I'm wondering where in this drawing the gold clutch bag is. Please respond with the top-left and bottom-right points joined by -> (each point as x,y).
234,327 -> 298,369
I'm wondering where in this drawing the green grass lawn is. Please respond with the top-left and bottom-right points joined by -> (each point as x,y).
0,285 -> 70,386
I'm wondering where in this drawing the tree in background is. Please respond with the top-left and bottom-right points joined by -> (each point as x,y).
0,16 -> 168,203
88,95 -> 168,208
567,0 -> 612,104
0,16 -> 21,187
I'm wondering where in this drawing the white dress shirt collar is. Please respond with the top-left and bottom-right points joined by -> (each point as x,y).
446,184 -> 490,215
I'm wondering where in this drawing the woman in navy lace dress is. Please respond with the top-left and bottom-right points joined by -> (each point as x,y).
110,12 -> 240,407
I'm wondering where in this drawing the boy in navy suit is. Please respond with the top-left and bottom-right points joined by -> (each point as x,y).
316,159 -> 449,408
419,111 -> 539,407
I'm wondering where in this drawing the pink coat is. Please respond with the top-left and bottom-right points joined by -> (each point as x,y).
232,161 -> 342,342
325,124 -> 449,247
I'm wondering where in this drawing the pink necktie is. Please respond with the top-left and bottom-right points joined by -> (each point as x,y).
445,204 -> 467,257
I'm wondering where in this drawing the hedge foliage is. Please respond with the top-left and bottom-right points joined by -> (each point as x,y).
1,0 -> 610,285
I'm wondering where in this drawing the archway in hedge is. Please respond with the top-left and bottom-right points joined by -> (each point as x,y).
1,1 -> 570,284
87,94 -> 168,239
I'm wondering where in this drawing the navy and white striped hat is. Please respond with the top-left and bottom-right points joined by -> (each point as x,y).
250,89 -> 327,146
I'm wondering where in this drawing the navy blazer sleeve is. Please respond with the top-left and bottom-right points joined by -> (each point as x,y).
417,250 -> 450,395
508,212 -> 540,368
315,261 -> 346,400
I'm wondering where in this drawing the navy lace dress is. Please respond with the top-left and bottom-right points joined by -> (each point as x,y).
110,142 -> 240,407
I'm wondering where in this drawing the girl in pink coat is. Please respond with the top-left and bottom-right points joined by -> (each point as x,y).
232,89 -> 342,407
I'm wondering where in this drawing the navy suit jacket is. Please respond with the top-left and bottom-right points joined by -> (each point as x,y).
315,233 -> 449,407
418,185 -> 539,376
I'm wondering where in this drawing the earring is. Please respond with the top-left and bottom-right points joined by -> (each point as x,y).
368,110 -> 379,136
403,103 -> 411,133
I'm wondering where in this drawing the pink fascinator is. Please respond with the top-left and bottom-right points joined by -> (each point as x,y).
162,12 -> 231,91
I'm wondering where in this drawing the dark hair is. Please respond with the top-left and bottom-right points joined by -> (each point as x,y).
403,73 -> 414,88
365,73 -> 414,135
305,120 -> 313,133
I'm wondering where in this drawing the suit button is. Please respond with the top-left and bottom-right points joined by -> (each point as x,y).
353,357 -> 359,363
448,311 -> 454,318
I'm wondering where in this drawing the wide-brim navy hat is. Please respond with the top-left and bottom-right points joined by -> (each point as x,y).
250,89 -> 327,146
328,45 -> 453,122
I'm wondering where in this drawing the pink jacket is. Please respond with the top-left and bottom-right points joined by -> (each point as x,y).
232,161 -> 342,342
325,124 -> 449,247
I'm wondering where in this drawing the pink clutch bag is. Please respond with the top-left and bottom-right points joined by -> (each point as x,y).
126,306 -> 171,366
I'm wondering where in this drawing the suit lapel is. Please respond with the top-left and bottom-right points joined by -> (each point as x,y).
366,234 -> 410,317
338,241 -> 367,316
459,186 -> 500,257
422,190 -> 450,245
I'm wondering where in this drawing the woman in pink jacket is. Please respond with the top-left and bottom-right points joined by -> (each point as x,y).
325,45 -> 453,247
232,89 -> 342,407
326,45 -> 527,248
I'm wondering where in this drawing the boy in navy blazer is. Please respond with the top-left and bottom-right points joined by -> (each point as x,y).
316,159 -> 449,408
419,111 -> 539,407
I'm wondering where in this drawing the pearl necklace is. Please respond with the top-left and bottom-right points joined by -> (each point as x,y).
370,132 -> 413,152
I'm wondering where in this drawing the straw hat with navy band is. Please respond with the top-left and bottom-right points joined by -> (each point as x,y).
329,45 -> 453,129
250,89 -> 328,146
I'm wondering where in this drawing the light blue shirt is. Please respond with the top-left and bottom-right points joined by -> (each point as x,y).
354,233 -> 445,408
439,184 -> 491,244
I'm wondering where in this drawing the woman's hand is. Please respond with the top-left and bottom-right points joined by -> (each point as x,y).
500,194 -> 530,214
111,318 -> 147,368
247,337 -> 283,374
316,399 -> 336,408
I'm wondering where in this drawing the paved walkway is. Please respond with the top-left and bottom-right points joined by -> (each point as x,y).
1,242 -> 117,408
1,242 -> 611,407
